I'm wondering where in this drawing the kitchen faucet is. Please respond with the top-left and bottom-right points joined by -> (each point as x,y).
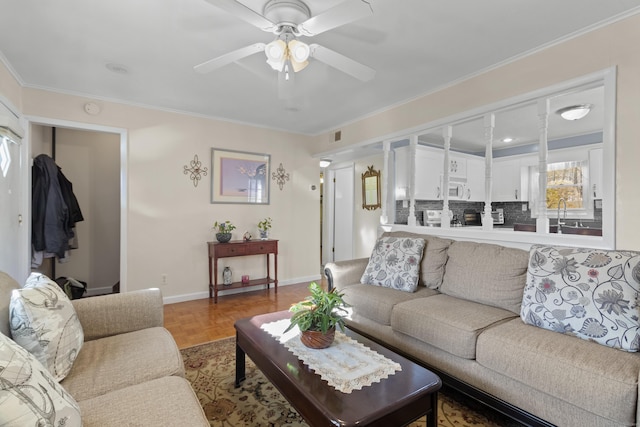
557,198 -> 567,234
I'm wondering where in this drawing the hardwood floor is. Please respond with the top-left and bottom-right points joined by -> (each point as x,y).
164,282 -> 316,349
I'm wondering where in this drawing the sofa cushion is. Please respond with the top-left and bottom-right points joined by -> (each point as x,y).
342,284 -> 438,326
440,241 -> 528,314
61,327 -> 184,400
521,245 -> 640,351
0,332 -> 81,426
382,231 -> 453,289
0,271 -> 20,337
78,376 -> 208,426
361,236 -> 425,292
10,272 -> 84,381
477,318 -> 640,425
391,294 -> 517,359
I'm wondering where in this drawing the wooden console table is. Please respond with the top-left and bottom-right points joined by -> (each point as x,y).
208,239 -> 278,303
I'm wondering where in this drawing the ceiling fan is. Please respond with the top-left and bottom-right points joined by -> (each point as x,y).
194,0 -> 376,82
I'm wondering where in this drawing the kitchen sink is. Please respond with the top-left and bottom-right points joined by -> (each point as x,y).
513,223 -> 602,236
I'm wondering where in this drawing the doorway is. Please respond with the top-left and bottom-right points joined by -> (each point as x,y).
27,119 -> 128,294
322,164 -> 354,265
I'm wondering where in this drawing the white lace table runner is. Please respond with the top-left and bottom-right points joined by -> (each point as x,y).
261,319 -> 401,393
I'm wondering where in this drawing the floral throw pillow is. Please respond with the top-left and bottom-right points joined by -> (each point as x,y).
0,332 -> 82,426
360,237 -> 425,292
10,273 -> 84,381
521,245 -> 640,352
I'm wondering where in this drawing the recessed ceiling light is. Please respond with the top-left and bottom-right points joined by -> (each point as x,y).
502,137 -> 514,143
105,62 -> 129,74
556,104 -> 593,121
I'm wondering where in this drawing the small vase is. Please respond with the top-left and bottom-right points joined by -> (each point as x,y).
223,266 -> 232,286
300,327 -> 335,349
259,230 -> 268,240
216,232 -> 232,243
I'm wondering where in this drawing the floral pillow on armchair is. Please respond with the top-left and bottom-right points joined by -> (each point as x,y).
360,237 -> 425,292
521,245 -> 640,352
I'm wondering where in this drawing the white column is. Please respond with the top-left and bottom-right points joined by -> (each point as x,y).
536,98 -> 550,234
441,126 -> 452,228
380,140 -> 391,225
482,113 -> 495,230
408,135 -> 418,226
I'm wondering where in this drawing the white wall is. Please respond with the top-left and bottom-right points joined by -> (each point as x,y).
310,14 -> 640,250
353,154 -> 383,258
13,88 -> 320,301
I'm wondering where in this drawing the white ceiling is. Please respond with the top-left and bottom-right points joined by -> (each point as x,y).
1,0 -> 639,135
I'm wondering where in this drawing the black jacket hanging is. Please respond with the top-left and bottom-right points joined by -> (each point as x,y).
32,154 -> 84,258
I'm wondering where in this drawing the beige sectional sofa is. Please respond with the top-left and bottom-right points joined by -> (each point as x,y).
0,271 -> 208,426
325,231 -> 640,427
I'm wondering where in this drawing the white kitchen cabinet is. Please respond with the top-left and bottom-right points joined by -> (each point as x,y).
589,148 -> 603,199
394,146 -> 443,200
448,155 -> 466,178
466,157 -> 485,201
491,157 -> 530,201
415,148 -> 443,200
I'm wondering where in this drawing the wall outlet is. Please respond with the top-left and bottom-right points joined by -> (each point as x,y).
161,274 -> 168,286
522,203 -> 527,211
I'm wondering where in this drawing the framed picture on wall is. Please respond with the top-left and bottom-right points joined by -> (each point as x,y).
211,148 -> 270,204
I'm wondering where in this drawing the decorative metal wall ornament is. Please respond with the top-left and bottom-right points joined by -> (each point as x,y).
184,154 -> 208,187
271,162 -> 290,190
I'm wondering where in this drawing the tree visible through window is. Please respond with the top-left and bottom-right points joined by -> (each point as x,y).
545,161 -> 585,209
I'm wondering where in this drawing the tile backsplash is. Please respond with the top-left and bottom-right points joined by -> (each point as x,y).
395,200 -> 603,228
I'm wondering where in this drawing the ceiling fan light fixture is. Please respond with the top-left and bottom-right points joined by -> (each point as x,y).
265,39 -> 287,71
288,39 -> 310,62
290,57 -> 308,73
556,104 -> 593,121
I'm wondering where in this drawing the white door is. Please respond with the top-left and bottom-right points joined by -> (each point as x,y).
0,129 -> 26,281
332,165 -> 354,262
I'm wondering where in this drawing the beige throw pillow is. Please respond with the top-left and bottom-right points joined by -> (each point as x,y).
10,273 -> 84,381
0,332 -> 81,426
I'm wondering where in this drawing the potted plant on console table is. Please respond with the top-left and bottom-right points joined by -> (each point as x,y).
257,217 -> 272,240
284,282 -> 349,349
213,220 -> 236,243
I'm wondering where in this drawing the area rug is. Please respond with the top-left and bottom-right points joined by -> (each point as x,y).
182,337 -> 523,427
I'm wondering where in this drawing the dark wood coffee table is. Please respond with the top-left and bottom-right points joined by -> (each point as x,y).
235,311 -> 441,427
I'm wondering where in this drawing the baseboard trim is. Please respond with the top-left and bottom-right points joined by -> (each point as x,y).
162,274 -> 322,305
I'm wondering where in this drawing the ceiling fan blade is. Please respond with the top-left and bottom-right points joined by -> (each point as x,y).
194,43 -> 266,74
298,0 -> 373,36
204,0 -> 277,32
309,44 -> 375,82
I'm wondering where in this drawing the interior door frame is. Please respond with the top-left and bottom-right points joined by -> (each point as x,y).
23,116 -> 129,292
0,98 -> 28,282
322,162 -> 354,265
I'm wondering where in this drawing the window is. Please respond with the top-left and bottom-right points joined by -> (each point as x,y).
546,161 -> 586,209
0,136 -> 11,178
529,159 -> 592,219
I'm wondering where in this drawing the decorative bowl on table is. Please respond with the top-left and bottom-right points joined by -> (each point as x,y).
216,232 -> 232,243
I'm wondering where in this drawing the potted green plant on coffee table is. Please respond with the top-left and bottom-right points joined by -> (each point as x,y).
284,282 -> 349,349
213,220 -> 236,243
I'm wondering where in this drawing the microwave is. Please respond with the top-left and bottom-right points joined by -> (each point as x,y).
441,176 -> 469,200
491,209 -> 505,225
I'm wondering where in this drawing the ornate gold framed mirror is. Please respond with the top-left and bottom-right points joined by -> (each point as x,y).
362,165 -> 381,210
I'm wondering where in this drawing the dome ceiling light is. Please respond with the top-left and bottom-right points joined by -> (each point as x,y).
556,104 -> 593,121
